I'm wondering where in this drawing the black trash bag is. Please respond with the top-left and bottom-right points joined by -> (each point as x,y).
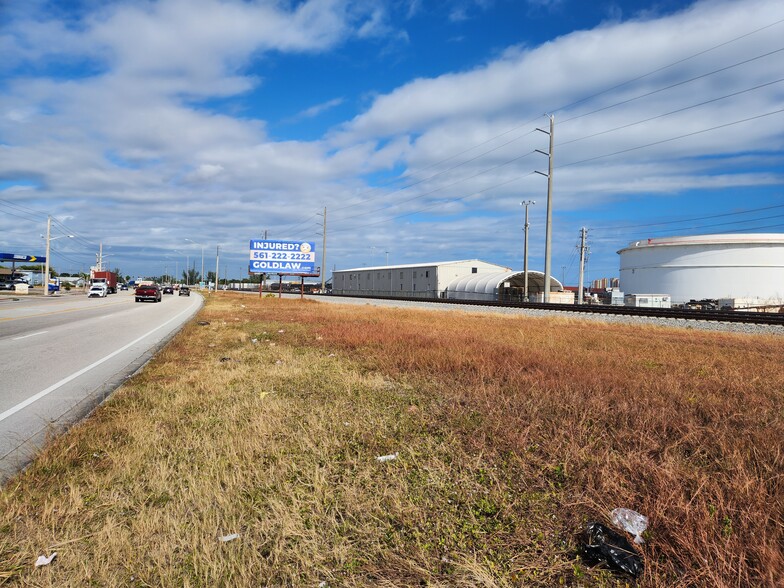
581,521 -> 644,578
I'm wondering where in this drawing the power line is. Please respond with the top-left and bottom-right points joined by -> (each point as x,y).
550,16 -> 784,116
312,21 -> 784,225
559,77 -> 784,146
591,203 -> 784,231
558,107 -> 784,169
560,46 -> 784,125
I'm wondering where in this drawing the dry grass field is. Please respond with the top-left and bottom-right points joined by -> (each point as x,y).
1,294 -> 782,587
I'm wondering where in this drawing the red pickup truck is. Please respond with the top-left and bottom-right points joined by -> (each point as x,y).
135,283 -> 162,303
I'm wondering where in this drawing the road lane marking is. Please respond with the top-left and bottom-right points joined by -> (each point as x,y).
0,299 -> 131,322
12,331 -> 48,341
0,301 -> 200,424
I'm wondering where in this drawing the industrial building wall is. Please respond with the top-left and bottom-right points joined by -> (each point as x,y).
332,260 -> 510,298
333,265 -> 438,298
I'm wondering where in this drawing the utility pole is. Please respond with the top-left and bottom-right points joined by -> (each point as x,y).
43,216 -> 51,297
215,245 -> 220,293
535,115 -> 554,303
521,200 -> 535,301
321,207 -> 327,293
578,227 -> 588,304
98,242 -> 103,271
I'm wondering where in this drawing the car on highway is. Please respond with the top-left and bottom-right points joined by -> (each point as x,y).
120,283 -> 128,291
135,283 -> 162,303
162,285 -> 174,295
178,286 -> 190,296
87,284 -> 108,298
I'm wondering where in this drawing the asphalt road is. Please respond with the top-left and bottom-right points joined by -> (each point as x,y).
0,289 -> 203,483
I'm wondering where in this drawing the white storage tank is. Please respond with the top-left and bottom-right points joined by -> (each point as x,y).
618,234 -> 784,304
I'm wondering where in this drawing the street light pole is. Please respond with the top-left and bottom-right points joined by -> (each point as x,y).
185,239 -> 205,287
215,245 -> 220,293
42,216 -> 74,297
43,216 -> 51,297
520,200 -> 535,301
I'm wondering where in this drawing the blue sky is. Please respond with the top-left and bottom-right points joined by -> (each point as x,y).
1,0 -> 782,286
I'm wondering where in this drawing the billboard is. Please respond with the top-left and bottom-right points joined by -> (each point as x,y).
249,240 -> 317,274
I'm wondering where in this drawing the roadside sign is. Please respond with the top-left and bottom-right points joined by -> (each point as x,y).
0,253 -> 46,263
249,240 -> 317,274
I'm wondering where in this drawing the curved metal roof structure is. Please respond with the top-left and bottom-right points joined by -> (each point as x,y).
444,271 -> 564,301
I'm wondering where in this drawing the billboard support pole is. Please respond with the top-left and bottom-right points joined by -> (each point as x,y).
278,274 -> 282,299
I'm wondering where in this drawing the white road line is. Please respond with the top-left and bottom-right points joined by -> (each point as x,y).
12,331 -> 48,341
0,303 -> 198,423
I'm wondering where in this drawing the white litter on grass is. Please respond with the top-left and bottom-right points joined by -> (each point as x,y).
611,508 -> 649,544
376,453 -> 398,463
319,582 -> 328,587
275,360 -> 283,365
219,534 -> 240,542
251,338 -> 258,344
35,553 -> 57,567
277,329 -> 285,333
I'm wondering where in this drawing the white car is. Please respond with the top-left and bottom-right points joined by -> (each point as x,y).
87,284 -> 108,298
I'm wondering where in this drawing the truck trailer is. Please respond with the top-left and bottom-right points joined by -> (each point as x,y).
92,271 -> 118,294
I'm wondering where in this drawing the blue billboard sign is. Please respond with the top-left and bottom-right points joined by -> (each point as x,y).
249,240 -> 317,274
0,253 -> 45,263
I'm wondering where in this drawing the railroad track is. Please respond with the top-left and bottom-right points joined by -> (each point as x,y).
325,294 -> 784,326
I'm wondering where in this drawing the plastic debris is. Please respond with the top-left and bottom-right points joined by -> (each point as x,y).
277,329 -> 285,333
251,338 -> 258,344
219,533 -> 240,542
376,453 -> 398,462
611,508 -> 648,544
197,321 -> 210,326
35,552 -> 57,567
581,522 -> 643,578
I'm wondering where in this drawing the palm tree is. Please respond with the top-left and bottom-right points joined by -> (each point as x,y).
182,268 -> 200,285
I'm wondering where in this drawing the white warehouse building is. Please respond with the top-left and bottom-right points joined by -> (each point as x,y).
332,259 -> 566,301
333,260 -> 509,299
618,234 -> 784,304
